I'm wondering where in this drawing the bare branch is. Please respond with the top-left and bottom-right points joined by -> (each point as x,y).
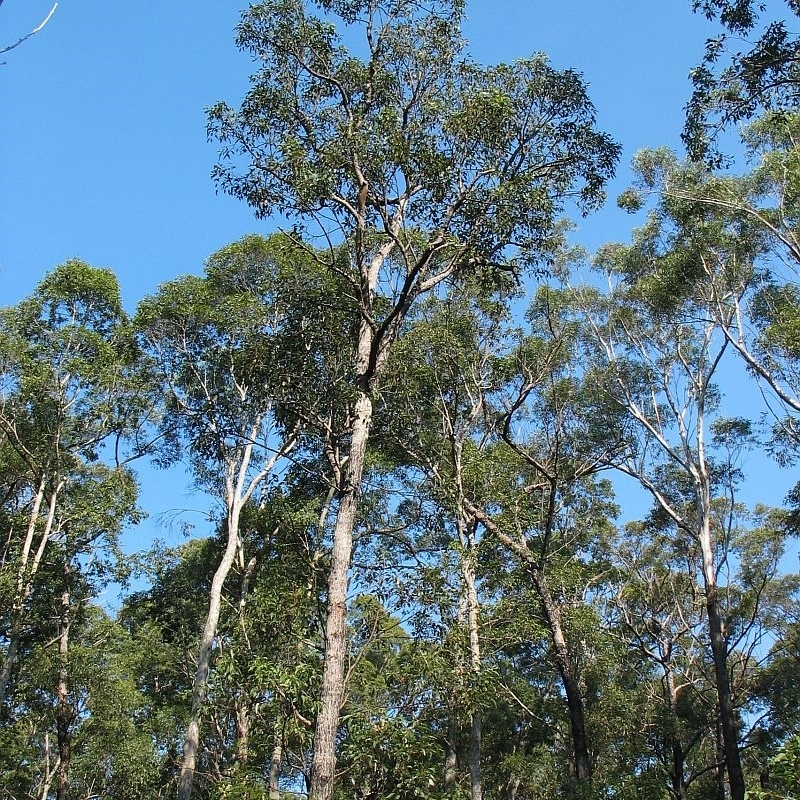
1,2 -> 58,58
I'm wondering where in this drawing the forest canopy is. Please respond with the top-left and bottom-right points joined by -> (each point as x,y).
1,2 -> 799,800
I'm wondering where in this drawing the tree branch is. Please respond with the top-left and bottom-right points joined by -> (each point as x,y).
1,2 -> 58,58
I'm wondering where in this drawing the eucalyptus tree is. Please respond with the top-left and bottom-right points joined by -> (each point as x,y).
136,234 -> 351,800
377,289 -> 522,800
571,237 -> 800,800
453,287 -> 624,794
618,134 -> 800,466
379,286 -> 627,796
209,2 -> 619,794
0,261 -> 143,799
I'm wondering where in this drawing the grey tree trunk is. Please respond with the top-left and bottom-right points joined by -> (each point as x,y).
697,479 -> 745,800
309,391 -> 373,800
462,527 -> 483,800
269,723 -> 283,800
443,715 -> 458,791
176,421 -> 289,800
236,697 -> 250,768
468,711 -> 482,800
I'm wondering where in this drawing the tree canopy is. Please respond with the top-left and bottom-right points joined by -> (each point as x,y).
2,2 -> 800,800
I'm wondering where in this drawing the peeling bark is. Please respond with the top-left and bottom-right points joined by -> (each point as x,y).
309,391 -> 373,800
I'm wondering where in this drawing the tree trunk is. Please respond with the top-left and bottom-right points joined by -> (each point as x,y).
715,715 -> 726,800
469,711 -> 482,800
55,560 -> 72,800
0,479 -> 59,706
698,515 -> 745,800
177,500 -> 244,800
707,584 -> 744,800
528,567 -> 592,784
463,527 -> 483,800
665,665 -> 688,800
443,714 -> 458,791
236,696 -> 250,767
269,723 -> 283,800
37,731 -> 59,800
309,390 -> 373,800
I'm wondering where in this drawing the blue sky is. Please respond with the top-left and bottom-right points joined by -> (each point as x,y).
2,1 -> 718,310
4,1 -> 795,560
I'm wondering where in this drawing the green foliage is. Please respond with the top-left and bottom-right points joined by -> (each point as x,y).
209,0 -> 620,302
684,1 -> 800,165
0,259 -> 142,463
746,736 -> 800,799
0,262 -> 145,800
136,233 -> 356,476
7,5 -> 800,799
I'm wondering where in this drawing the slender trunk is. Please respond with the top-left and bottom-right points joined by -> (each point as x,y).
269,723 -> 283,800
715,714 -> 726,800
234,554 -> 258,772
528,567 -> 592,784
665,664 -> 687,800
309,391 -> 373,800
55,560 -> 72,800
308,221 -> 401,799
236,696 -> 250,767
707,585 -> 743,800
694,377 -> 744,800
0,479 -> 59,705
0,615 -> 23,708
697,518 -> 745,800
462,528 -> 482,800
443,714 -> 458,791
38,731 -> 59,800
177,500 -> 244,800
468,711 -> 482,800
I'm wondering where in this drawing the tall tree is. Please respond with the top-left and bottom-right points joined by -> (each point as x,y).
136,234 -> 348,800
209,3 -> 619,796
571,237 -> 793,800
0,261 -> 143,798
380,287 -> 624,795
379,290 -> 517,800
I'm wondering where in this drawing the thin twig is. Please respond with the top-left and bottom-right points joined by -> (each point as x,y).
1,2 -> 58,58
